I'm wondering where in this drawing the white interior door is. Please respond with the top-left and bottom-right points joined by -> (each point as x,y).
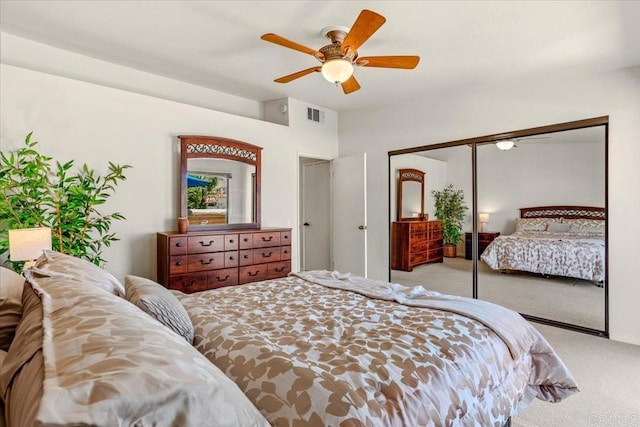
302,161 -> 331,270
332,153 -> 367,277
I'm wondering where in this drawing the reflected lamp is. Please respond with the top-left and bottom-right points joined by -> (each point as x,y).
479,213 -> 490,232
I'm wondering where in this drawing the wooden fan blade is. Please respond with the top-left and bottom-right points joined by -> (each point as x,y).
274,67 -> 321,83
341,10 -> 386,54
357,56 -> 420,69
341,75 -> 361,94
261,33 -> 323,58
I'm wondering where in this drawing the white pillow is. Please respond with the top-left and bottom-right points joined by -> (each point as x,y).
547,222 -> 570,232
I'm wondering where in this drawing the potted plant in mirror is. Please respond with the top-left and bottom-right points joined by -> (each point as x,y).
432,183 -> 468,258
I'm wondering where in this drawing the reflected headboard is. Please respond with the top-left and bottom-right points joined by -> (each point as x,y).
519,205 -> 605,220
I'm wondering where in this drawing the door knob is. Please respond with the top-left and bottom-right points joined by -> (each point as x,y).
358,225 -> 367,230
304,222 -> 310,226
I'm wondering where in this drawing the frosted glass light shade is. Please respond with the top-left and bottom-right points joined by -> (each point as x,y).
479,213 -> 490,224
8,227 -> 52,261
321,59 -> 354,84
496,140 -> 515,150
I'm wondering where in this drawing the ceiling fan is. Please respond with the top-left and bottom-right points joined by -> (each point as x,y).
260,9 -> 420,94
495,136 -> 551,150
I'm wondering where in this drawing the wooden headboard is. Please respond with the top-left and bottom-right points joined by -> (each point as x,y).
519,205 -> 605,220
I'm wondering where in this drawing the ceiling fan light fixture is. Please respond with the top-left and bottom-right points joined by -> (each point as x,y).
496,140 -> 515,150
321,59 -> 354,84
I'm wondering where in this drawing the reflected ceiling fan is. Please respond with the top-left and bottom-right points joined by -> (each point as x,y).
260,9 -> 420,94
495,136 -> 551,150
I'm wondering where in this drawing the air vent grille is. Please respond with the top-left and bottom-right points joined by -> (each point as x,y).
307,107 -> 322,123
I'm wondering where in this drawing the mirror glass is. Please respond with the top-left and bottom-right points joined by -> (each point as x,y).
477,126 -> 606,331
179,135 -> 261,231
401,180 -> 423,220
390,146 -> 473,298
186,158 -> 256,226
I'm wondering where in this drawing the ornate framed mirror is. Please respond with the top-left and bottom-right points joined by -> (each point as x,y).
179,135 -> 262,231
396,168 -> 426,221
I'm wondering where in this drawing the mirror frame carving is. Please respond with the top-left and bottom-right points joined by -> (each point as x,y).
396,168 -> 426,221
179,135 -> 262,231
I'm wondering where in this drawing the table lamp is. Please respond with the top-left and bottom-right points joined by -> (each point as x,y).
8,227 -> 52,269
479,213 -> 490,232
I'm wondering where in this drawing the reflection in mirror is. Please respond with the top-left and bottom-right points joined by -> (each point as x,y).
477,126 -> 606,331
187,158 -> 255,226
179,135 -> 261,231
390,146 -> 473,298
396,169 -> 425,221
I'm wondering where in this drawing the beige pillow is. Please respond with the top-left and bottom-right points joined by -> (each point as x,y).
30,250 -> 125,297
125,275 -> 194,344
0,267 -> 25,351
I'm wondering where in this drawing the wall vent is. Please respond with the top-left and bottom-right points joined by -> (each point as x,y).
307,107 -> 323,123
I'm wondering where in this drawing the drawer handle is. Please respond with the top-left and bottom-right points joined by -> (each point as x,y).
228,256 -> 235,260
261,236 -> 273,242
175,242 -> 183,247
248,271 -> 260,277
243,254 -> 249,259
262,252 -> 273,258
199,240 -> 216,247
175,261 -> 183,266
183,280 -> 195,287
199,258 -> 215,265
283,249 -> 289,254
275,267 -> 285,273
283,235 -> 289,239
229,239 -> 235,243
216,275 -> 230,281
243,238 -> 249,242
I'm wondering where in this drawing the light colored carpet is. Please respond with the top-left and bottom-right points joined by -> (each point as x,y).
513,324 -> 640,426
391,257 -> 605,330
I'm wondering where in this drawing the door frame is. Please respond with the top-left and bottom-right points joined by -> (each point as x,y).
297,153 -> 333,272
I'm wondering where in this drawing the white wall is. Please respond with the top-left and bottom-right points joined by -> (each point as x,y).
339,68 -> 640,345
0,64 -> 339,282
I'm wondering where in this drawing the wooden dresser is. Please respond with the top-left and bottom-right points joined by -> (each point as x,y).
391,220 -> 444,271
465,232 -> 500,260
157,228 -> 291,293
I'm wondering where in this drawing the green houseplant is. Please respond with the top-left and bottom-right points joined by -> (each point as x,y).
432,183 -> 468,257
0,132 -> 131,271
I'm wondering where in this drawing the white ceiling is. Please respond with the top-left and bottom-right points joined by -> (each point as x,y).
1,1 -> 639,112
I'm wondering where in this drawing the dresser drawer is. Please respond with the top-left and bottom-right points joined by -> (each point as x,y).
280,231 -> 291,246
252,232 -> 281,248
168,237 -> 187,255
410,252 -> 428,265
239,233 -> 253,249
239,249 -> 253,266
252,247 -> 280,264
187,253 -> 225,272
239,265 -> 268,284
188,235 -> 224,254
224,250 -> 239,268
410,241 -> 428,253
168,255 -> 187,275
207,268 -> 239,289
169,273 -> 207,293
280,245 -> 291,260
267,261 -> 291,279
224,234 -> 239,251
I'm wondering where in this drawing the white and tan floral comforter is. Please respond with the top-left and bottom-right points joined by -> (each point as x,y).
177,271 -> 578,427
481,230 -> 605,282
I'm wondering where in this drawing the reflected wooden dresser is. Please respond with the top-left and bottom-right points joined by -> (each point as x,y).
391,220 -> 443,271
157,228 -> 291,293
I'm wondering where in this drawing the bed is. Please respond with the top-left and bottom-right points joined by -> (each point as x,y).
0,252 -> 579,427
481,206 -> 605,283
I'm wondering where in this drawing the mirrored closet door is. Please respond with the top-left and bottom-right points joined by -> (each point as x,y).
389,145 -> 473,298
388,117 -> 608,336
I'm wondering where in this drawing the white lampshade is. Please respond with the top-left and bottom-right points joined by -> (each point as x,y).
496,140 -> 515,150
8,227 -> 52,261
479,213 -> 490,224
321,59 -> 354,84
